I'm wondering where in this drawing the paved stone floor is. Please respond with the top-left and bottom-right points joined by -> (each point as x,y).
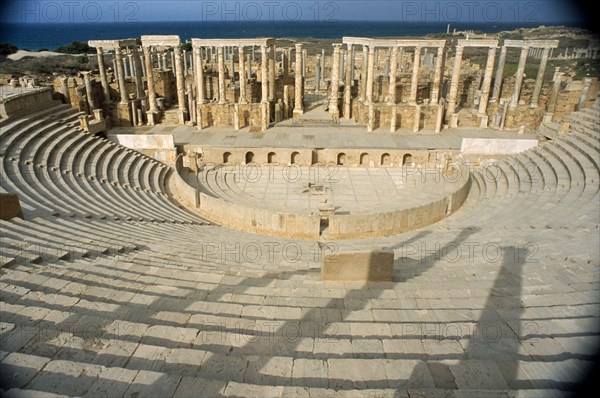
189,166 -> 459,214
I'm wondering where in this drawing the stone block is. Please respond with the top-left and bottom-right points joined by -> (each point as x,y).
0,193 -> 23,220
322,248 -> 393,281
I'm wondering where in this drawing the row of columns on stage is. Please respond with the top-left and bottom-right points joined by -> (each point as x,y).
326,43 -> 446,120
447,43 -> 555,127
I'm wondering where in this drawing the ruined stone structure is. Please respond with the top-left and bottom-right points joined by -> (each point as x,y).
73,36 -> 597,134
1,31 -> 599,396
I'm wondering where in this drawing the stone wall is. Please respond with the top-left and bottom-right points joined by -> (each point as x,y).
0,88 -> 54,118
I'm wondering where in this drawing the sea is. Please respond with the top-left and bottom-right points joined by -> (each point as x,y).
1,21 -> 562,51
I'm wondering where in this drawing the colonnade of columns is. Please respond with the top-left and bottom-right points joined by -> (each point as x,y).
86,36 -> 562,131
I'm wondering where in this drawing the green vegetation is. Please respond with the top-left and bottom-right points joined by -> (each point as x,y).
76,55 -> 89,64
0,42 -> 18,56
53,41 -> 92,54
181,42 -> 192,51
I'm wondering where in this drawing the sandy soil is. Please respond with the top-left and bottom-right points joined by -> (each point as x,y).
7,50 -> 78,61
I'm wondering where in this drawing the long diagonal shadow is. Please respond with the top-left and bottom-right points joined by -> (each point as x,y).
176,227 -> 479,393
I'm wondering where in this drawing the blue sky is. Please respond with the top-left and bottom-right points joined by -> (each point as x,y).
0,0 -> 588,24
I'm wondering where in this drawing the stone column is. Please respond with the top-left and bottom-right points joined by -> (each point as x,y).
530,47 -> 550,108
268,44 -> 276,101
229,51 -> 235,81
217,46 -> 226,104
510,46 -> 529,107
431,46 -> 444,104
446,45 -> 464,115
96,47 -> 110,102
365,45 -> 375,104
343,44 -> 353,118
549,70 -> 563,114
127,53 -> 133,77
174,46 -> 188,123
60,77 -> 70,104
359,45 -> 368,101
339,49 -> 345,83
123,54 -> 133,77
302,49 -> 307,77
283,49 -> 289,83
409,46 -> 421,104
82,71 -> 95,111
350,45 -> 355,81
293,43 -> 303,115
114,47 -> 128,104
386,46 -> 398,105
491,45 -> 507,102
329,44 -> 341,117
578,77 -> 592,111
261,45 -> 269,103
413,105 -> 421,133
315,55 -> 321,91
132,46 -> 144,99
238,46 -> 247,104
478,46 -> 497,115
143,46 -> 158,125
246,54 -> 252,80
194,47 -> 205,105
183,50 -> 188,75
320,49 -> 326,84
140,54 -> 146,77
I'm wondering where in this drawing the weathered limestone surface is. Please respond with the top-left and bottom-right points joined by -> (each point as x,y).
322,249 -> 394,281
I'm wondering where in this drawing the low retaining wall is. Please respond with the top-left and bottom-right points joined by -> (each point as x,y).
326,164 -> 471,239
173,163 -> 471,240
174,155 -> 200,208
109,134 -> 177,166
0,87 -> 54,118
461,138 -> 538,155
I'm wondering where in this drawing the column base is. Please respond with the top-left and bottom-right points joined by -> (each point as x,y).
293,108 -> 304,117
367,104 -> 374,132
434,105 -> 444,133
478,114 -> 489,128
543,112 -> 554,123
449,113 -> 459,128
177,110 -> 188,125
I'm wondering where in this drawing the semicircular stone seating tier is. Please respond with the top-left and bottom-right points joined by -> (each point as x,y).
0,100 -> 598,397
0,102 -> 208,225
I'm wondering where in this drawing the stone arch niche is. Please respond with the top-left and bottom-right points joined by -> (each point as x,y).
381,153 -> 391,166
360,152 -> 370,166
223,152 -> 232,163
403,153 -> 413,165
268,152 -> 277,164
291,151 -> 300,164
245,151 -> 255,164
337,153 -> 347,165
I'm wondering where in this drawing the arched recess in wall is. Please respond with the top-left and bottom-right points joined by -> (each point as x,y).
403,153 -> 413,165
291,151 -> 300,164
245,151 -> 255,164
223,152 -> 232,163
337,153 -> 346,165
268,152 -> 277,164
360,153 -> 370,166
381,153 -> 391,166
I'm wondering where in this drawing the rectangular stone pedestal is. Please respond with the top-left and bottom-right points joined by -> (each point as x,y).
478,114 -> 489,128
322,248 -> 394,281
450,113 -> 459,128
